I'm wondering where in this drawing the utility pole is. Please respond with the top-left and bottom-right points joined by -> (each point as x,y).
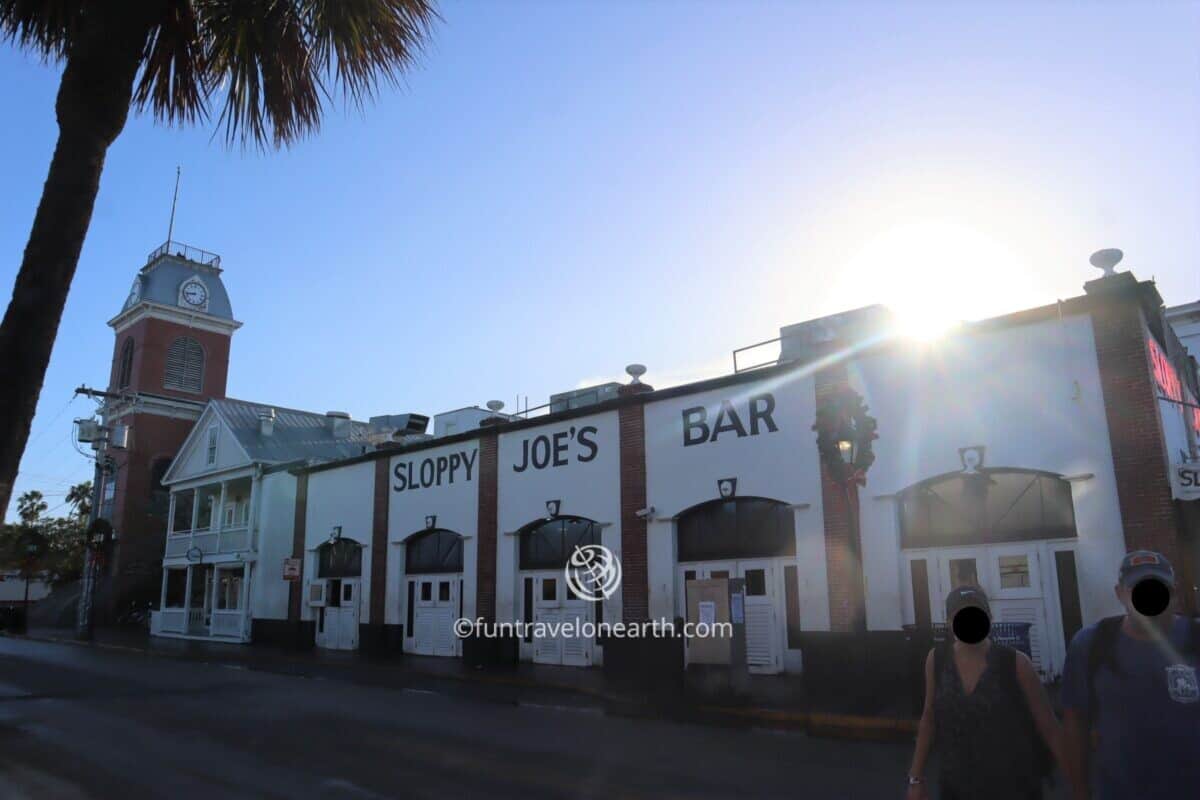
75,384 -> 108,641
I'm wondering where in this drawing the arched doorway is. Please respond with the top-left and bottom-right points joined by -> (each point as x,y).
675,497 -> 796,674
403,529 -> 463,657
518,516 -> 600,667
312,538 -> 363,651
897,467 -> 1079,678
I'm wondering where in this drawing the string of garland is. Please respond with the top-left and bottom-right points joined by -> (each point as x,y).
812,388 -> 878,486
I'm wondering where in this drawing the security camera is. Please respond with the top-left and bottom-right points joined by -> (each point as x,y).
634,506 -> 655,519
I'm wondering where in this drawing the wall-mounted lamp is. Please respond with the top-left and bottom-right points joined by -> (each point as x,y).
329,525 -> 342,544
545,499 -> 561,519
425,514 -> 437,530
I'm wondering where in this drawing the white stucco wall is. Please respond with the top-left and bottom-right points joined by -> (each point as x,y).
854,313 -> 1127,631
388,443 -> 480,626
495,411 -> 622,627
643,371 -> 829,633
301,461 -> 375,624
250,469 -> 297,621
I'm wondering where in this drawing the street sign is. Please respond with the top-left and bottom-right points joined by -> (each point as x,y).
1173,463 -> 1200,502
283,558 -> 302,581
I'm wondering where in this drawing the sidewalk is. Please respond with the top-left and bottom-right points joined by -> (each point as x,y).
9,626 -> 918,741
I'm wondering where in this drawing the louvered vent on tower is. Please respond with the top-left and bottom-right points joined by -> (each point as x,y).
163,336 -> 204,392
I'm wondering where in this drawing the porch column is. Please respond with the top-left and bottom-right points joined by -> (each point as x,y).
217,482 -> 228,533
240,562 -> 251,638
189,490 -> 200,540
183,565 -> 194,616
159,568 -> 169,610
167,494 -> 176,535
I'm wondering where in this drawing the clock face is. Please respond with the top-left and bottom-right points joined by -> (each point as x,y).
127,278 -> 141,305
181,280 -> 208,308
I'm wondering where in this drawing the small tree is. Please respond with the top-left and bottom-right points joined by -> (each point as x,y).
6,525 -> 49,608
16,490 -> 47,524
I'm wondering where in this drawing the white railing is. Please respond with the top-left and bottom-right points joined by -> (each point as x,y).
165,535 -> 191,558
186,607 -> 207,635
217,526 -> 249,553
191,531 -> 218,555
210,611 -> 244,638
155,609 -> 187,634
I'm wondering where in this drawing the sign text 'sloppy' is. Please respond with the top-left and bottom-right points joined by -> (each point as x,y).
393,449 -> 478,492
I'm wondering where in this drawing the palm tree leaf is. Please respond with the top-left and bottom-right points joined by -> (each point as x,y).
133,0 -> 207,125
299,0 -> 436,109
0,0 -> 85,57
198,0 -> 435,148
200,0 -> 322,148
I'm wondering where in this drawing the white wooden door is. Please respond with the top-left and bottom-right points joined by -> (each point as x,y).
412,578 -> 436,654
429,577 -> 460,657
532,574 -> 563,664
987,544 -> 1051,677
336,579 -> 360,650
739,561 -> 782,674
528,574 -> 593,666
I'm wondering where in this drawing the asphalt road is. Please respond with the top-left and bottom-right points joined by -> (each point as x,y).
0,636 -> 915,799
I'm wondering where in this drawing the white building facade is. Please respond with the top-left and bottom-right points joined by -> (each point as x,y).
198,269 -> 1199,692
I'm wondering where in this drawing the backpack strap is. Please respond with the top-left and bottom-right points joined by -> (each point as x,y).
1086,615 -> 1125,721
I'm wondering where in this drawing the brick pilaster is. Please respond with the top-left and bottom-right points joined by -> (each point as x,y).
1089,283 -> 1186,586
815,363 -> 867,632
476,431 -> 499,622
370,458 -> 389,625
288,472 -> 308,622
618,383 -> 653,622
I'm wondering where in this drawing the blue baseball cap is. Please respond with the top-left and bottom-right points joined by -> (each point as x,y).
1119,550 -> 1175,589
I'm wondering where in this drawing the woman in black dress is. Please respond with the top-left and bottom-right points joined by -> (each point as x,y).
905,586 -> 1065,800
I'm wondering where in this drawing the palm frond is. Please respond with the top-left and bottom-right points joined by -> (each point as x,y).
0,0 -> 85,57
133,0 -> 207,126
199,0 -> 436,148
300,0 -> 437,109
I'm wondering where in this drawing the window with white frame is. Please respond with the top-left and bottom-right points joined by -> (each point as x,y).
216,569 -> 242,610
205,426 -> 218,466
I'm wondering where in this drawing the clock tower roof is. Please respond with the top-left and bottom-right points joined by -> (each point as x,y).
112,241 -> 238,330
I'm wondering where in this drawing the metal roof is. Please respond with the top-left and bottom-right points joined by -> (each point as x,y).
213,398 -> 370,464
122,253 -> 235,320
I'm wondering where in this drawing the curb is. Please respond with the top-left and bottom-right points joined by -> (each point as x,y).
6,631 -> 916,741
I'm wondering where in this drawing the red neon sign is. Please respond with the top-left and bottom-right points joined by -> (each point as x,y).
1148,336 -> 1200,435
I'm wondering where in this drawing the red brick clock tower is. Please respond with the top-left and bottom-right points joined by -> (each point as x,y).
96,242 -> 240,616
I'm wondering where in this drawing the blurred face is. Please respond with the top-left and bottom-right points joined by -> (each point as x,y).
1115,578 -> 1174,621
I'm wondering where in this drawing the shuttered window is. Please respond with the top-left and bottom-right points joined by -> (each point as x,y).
117,338 -> 134,389
163,336 -> 204,392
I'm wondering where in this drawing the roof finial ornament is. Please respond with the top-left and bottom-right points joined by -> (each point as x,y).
1089,248 -> 1123,278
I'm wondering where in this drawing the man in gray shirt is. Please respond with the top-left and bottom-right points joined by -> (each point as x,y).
1061,551 -> 1199,799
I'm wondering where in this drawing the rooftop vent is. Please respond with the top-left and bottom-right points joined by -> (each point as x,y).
326,411 -> 352,438
367,413 -> 430,445
549,383 -> 621,414
259,408 -> 276,437
778,305 -> 894,365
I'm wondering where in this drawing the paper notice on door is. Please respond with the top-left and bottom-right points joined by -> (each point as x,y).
698,600 -> 716,627
730,592 -> 745,624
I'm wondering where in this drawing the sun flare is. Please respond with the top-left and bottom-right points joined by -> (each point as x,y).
843,219 -> 1028,341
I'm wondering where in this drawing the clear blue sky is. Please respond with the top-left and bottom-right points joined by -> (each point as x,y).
2,1 -> 1198,518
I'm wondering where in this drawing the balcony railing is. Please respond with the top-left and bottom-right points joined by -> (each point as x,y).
147,240 -> 221,269
165,481 -> 252,560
